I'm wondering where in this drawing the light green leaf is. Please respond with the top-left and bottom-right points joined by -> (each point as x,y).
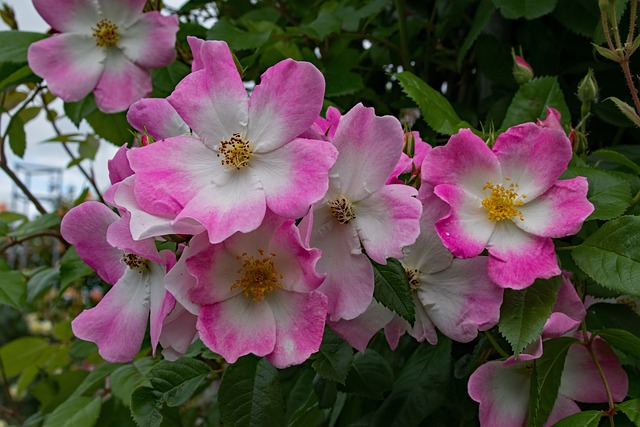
501,76 -> 570,130
0,270 -> 26,309
608,97 -> 640,127
8,213 -> 60,239
59,246 -> 95,293
0,211 -> 27,224
70,363 -> 120,398
63,95 -> 97,128
27,266 -> 59,304
499,276 -> 562,355
218,356 -> 285,427
43,396 -> 101,427
7,113 -> 26,157
396,71 -> 472,135
372,258 -> 415,324
311,328 -> 354,384
618,398 -> 640,426
551,410 -> 602,426
572,216 -> 640,296
491,0 -> 559,20
0,31 -> 47,63
0,337 -> 50,378
78,134 -> 100,160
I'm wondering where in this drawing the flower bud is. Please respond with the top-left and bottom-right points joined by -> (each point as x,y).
577,68 -> 599,103
512,50 -> 534,85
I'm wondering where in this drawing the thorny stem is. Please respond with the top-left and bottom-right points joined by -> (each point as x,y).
0,353 -> 23,425
601,8 -> 617,52
628,0 -> 638,46
581,322 -> 617,426
39,92 -> 105,204
484,330 -> 510,359
0,89 -> 48,214
0,231 -> 65,255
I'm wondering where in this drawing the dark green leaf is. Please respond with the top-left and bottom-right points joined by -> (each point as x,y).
64,96 -> 97,128
528,337 -> 579,427
552,0 -> 600,37
457,0 -> 496,67
302,11 -> 342,40
26,266 -> 59,304
86,110 -> 133,145
311,328 -> 353,384
70,363 -> 121,398
0,64 -> 40,90
8,213 -> 60,239
151,61 -> 190,98
218,356 -> 285,427
589,149 -> 640,175
372,338 -> 452,427
0,31 -> 46,63
0,270 -> 25,309
343,349 -> 394,400
0,211 -> 27,224
499,276 -> 563,355
491,0 -> 559,19
501,76 -> 570,130
43,396 -> 101,427
206,17 -> 271,51
313,375 -> 337,409
551,410 -> 601,426
325,70 -> 364,97
78,134 -> 100,160
586,302 -> 640,337
608,97 -> 640,127
396,71 -> 472,135
595,329 -> 640,365
59,246 -> 95,293
572,216 -> 640,297
130,387 -> 163,427
110,357 -> 155,407
7,113 -> 26,157
372,258 -> 415,324
617,398 -> 640,426
287,392 -> 323,427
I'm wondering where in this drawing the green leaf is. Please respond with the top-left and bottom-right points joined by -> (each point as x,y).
130,357 -> 209,426
218,356 -> 285,427
595,329 -> 640,365
7,113 -> 26,157
617,398 -> 640,426
396,71 -> 472,135
43,396 -> 101,427
302,11 -> 342,40
551,410 -> 602,426
70,363 -> 121,398
8,213 -> 60,239
0,64 -> 40,90
59,246 -> 95,293
78,134 -> 100,160
608,96 -> 640,127
343,349 -> 394,400
206,17 -> 272,51
372,338 -> 452,427
499,276 -> 563,355
27,266 -> 59,304
491,0 -> 559,19
64,95 -> 97,128
586,302 -> 640,337
561,166 -> 632,221
151,61 -> 190,98
0,211 -> 27,224
552,0 -> 600,38
0,270 -> 26,309
0,31 -> 47,63
590,149 -> 640,175
528,337 -> 579,427
457,0 -> 496,67
86,110 -> 133,145
501,76 -> 570,130
372,258 -> 415,324
311,328 -> 354,384
110,357 -> 155,407
0,337 -> 50,378
19,106 -> 41,124
325,69 -> 364,97
572,216 -> 640,297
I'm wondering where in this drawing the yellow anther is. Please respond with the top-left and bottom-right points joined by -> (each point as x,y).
231,249 -> 283,302
218,133 -> 253,170
328,196 -> 355,224
122,253 -> 149,273
92,19 -> 119,47
481,178 -> 526,222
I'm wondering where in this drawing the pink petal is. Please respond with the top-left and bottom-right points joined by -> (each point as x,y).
28,34 -> 105,102
422,129 -> 501,199
329,300 -> 395,352
330,103 -> 405,201
60,202 -> 123,285
108,144 -> 134,185
518,177 -> 593,238
253,137 -> 337,219
127,98 -> 190,140
93,49 -> 152,113
383,315 -> 409,350
119,12 -> 178,69
159,301 -> 198,361
537,107 -> 564,132
353,184 -> 422,264
542,274 -> 586,338
247,59 -> 325,152
267,291 -> 328,368
150,278 -> 174,355
167,40 -> 248,149
105,213 -> 162,264
197,296 -> 276,364
187,36 -> 206,72
406,293 -> 438,344
433,184 -> 495,258
493,123 -> 572,200
487,222 -> 560,289
33,0 -> 99,33
544,394 -> 581,426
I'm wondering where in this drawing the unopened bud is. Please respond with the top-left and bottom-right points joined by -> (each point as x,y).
0,3 -> 17,30
512,49 -> 534,85
577,68 -> 599,102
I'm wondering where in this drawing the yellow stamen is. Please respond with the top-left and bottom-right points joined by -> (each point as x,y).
231,249 -> 283,302
405,267 -> 421,291
218,133 -> 253,170
328,196 -> 355,224
122,253 -> 149,273
481,178 -> 526,221
92,19 -> 119,47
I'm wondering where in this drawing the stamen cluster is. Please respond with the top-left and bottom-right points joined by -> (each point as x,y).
404,267 -> 421,291
231,249 -> 283,302
329,196 -> 355,224
218,133 -> 253,170
92,19 -> 119,47
122,253 -> 149,273
481,178 -> 526,222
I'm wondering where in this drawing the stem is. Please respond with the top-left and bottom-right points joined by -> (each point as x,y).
484,330 -> 510,358
556,245 -> 579,251
581,323 -> 617,425
0,353 -> 23,424
0,231 -> 65,255
393,0 -> 413,72
621,59 -> 640,116
601,8 -> 617,51
39,93 -> 105,204
627,0 -> 638,46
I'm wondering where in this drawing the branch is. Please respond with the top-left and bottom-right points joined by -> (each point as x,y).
0,231 -> 65,255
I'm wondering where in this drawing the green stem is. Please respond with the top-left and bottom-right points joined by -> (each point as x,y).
627,0 -> 638,46
484,330 -> 510,359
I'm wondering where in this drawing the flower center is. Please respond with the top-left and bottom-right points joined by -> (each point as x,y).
404,267 -> 421,291
218,133 -> 253,170
122,253 -> 149,273
328,196 -> 355,224
231,249 -> 283,302
481,178 -> 526,222
92,19 -> 119,47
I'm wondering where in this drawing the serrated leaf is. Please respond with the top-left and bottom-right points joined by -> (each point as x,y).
7,113 -> 26,157
499,276 -> 562,355
372,338 -> 451,427
130,387 -> 163,427
43,396 -> 101,427
589,149 -> 640,175
27,266 -> 59,304
491,0 -> 558,19
396,71 -> 472,135
593,43 -> 623,62
551,410 -> 602,426
0,31 -> 46,63
63,95 -> 97,128
0,270 -> 26,309
572,216 -> 640,296
8,213 -> 60,239
218,356 -> 285,427
0,337 -> 49,378
311,328 -> 354,384
608,96 -> 640,127
371,258 -> 415,324
528,337 -> 579,427
59,246 -> 95,293
343,349 -> 394,400
457,0 -> 496,67
561,166 -> 632,221
618,398 -> 640,425
70,363 -> 121,398
595,328 -> 640,365
111,357 -> 155,407
501,76 -> 570,130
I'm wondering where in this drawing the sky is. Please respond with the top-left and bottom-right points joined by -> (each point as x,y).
0,0 -> 188,215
